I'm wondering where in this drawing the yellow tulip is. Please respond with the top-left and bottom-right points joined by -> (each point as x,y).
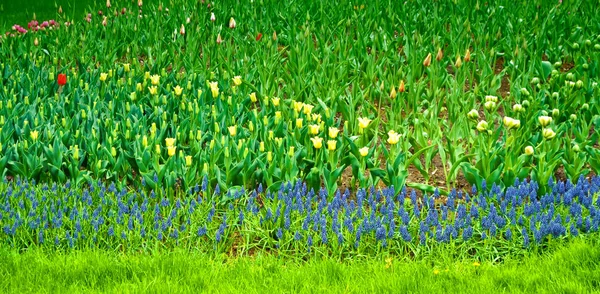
148,86 -> 158,95
296,118 -> 303,128
249,92 -> 257,103
150,74 -> 160,85
358,117 -> 371,130
232,75 -> 242,86
538,116 -> 552,127
359,147 -> 369,157
387,130 -> 400,145
524,146 -> 534,156
167,146 -> 177,157
165,138 -> 176,147
100,72 -> 108,82
328,127 -> 339,139
185,155 -> 192,167
303,104 -> 314,115
272,97 -> 280,106
542,128 -> 556,140
309,124 -> 320,135
310,137 -> 323,149
293,101 -> 304,112
327,140 -> 337,151
30,130 -> 39,141
173,85 -> 183,96
228,126 -> 237,137
209,81 -> 219,98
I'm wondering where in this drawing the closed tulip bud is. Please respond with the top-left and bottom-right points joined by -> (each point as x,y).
485,95 -> 498,103
423,53 -> 432,67
267,151 -> 273,162
229,17 -> 236,28
552,109 -> 559,117
464,48 -> 471,62
249,92 -> 257,103
520,88 -> 530,96
296,118 -> 303,128
185,155 -> 192,167
455,55 -> 462,68
268,130 -> 274,140
398,80 -> 406,93
327,140 -> 337,151
289,146 -> 295,157
273,30 -> 277,41
110,147 -> 117,157
566,73 -> 575,81
259,141 -> 265,152
476,120 -> 488,132
467,109 -> 479,120
210,13 -> 216,22
582,103 -> 589,110
73,145 -> 80,160
216,33 -> 223,44
573,144 -> 580,152
436,48 -> 443,61
524,146 -> 534,156
30,130 -> 39,141
180,24 -> 185,35
576,80 -> 583,89
531,77 -> 540,84
389,87 -> 397,99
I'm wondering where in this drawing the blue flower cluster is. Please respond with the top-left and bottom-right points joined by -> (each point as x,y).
1,175 -> 599,255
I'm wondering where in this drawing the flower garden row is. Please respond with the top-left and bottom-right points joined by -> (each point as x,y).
1,176 -> 599,257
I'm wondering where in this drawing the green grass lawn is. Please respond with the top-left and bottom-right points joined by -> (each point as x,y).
2,238 -> 599,293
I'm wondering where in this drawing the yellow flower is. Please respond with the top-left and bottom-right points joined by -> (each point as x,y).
328,127 -> 339,139
503,117 -> 520,129
389,87 -> 397,99
476,120 -> 488,132
73,145 -> 80,160
358,117 -> 371,130
327,140 -> 337,151
209,81 -> 219,98
311,113 -> 322,123
100,72 -> 108,82
185,155 -> 192,167
259,141 -> 265,152
296,118 -> 303,128
150,74 -> 160,85
228,126 -> 237,137
524,146 -> 534,156
303,104 -> 314,115
542,128 -> 556,140
123,63 -> 130,72
272,97 -> 280,106
433,269 -> 440,275
232,76 -> 242,86
538,116 -> 552,127
267,151 -> 273,162
173,85 -> 183,96
165,138 -> 176,147
148,86 -> 158,95
473,262 -> 481,267
30,130 -> 39,141
309,124 -> 320,135
167,146 -> 177,157
275,111 -> 282,120
142,135 -> 148,147
485,95 -> 498,103
467,109 -> 479,120
387,130 -> 400,145
293,101 -> 304,112
249,92 -> 257,103
111,147 -> 117,157
310,137 -> 323,149
155,144 -> 161,154
359,147 -> 369,157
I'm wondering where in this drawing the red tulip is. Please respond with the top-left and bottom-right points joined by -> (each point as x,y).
256,33 -> 263,41
57,73 -> 67,86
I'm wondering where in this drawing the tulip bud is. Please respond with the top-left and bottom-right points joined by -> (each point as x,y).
573,144 -> 580,152
524,146 -> 534,156
464,48 -> 471,62
467,109 -> 479,120
455,55 -> 462,68
389,87 -> 397,99
436,48 -> 443,61
229,17 -> 236,29
423,53 -> 432,67
476,120 -> 488,132
512,104 -> 523,113
398,80 -> 405,93
552,109 -> 560,117
538,116 -> 552,127
542,128 -> 556,140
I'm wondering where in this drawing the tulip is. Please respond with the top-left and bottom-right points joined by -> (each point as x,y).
150,74 -> 160,85
542,128 -> 556,140
249,92 -> 257,102
272,97 -> 280,106
467,109 -> 479,120
309,124 -> 320,135
512,104 -> 523,112
106,0 -> 111,8
503,117 -> 520,129
100,73 -> 108,82
73,145 -> 80,160
436,48 -> 443,61
464,48 -> 471,62
232,76 -> 242,86
256,33 -> 263,41
389,87 -> 397,99
216,33 -> 223,44
228,126 -> 237,137
148,86 -> 158,95
524,146 -> 534,156
538,116 -> 552,127
387,130 -> 400,145
229,17 -> 236,29
359,147 -> 369,157
57,73 -> 67,86
173,85 -> 183,96
209,82 -> 219,98
423,53 -> 432,67
165,138 -> 176,147
327,140 -> 337,151
358,117 -> 371,130
167,146 -> 177,157
180,24 -> 185,35
296,118 -> 303,128
485,95 -> 498,102
398,80 -> 406,93
303,104 -> 314,115
476,120 -> 488,132
185,155 -> 192,167
293,101 -> 304,112
30,130 -> 39,141
310,137 -> 323,149
484,101 -> 496,110
273,30 -> 278,41
210,13 -> 216,22
455,55 -> 462,68
328,127 -> 339,139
